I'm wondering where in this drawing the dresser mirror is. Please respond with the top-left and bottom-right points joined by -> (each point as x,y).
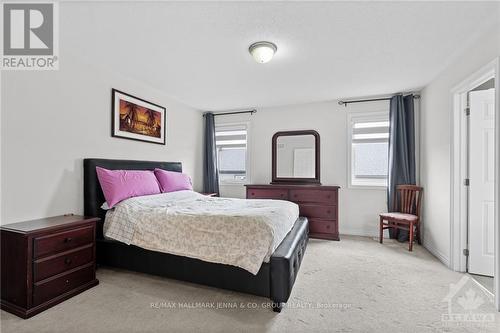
272,130 -> 320,184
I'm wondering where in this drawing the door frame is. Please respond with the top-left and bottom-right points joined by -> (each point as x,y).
450,57 -> 500,310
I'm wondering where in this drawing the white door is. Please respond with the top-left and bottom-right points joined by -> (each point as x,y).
469,88 -> 495,276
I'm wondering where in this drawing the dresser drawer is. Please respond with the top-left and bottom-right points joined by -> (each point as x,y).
34,245 -> 94,282
309,219 -> 337,234
299,204 -> 337,219
33,226 -> 94,259
33,264 -> 94,306
289,189 -> 337,204
247,188 -> 288,200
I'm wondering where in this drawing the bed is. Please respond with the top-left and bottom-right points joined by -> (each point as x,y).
83,158 -> 308,312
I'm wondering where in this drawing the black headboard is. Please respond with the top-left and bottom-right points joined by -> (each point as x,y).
83,158 -> 182,225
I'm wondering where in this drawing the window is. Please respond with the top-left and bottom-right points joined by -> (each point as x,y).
215,123 -> 249,184
348,111 -> 389,188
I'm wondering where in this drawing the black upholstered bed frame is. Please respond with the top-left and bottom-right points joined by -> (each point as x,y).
83,158 -> 308,312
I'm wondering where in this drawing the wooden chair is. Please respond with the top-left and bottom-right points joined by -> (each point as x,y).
379,185 -> 423,251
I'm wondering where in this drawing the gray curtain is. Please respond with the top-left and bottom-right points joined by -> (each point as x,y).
387,94 -> 416,241
203,113 -> 220,194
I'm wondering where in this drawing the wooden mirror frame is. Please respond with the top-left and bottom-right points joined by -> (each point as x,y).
271,130 -> 321,185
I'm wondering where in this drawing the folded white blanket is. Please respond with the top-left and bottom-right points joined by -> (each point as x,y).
103,190 -> 299,274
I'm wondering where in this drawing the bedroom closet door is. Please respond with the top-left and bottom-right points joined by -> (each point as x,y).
468,88 -> 495,277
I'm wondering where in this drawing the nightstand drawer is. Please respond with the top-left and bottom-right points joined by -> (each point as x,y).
33,264 -> 94,306
33,226 -> 94,259
34,245 -> 94,282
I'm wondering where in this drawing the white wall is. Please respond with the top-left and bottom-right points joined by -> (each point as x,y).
1,52 -> 203,224
420,22 -> 500,266
217,100 -> 390,237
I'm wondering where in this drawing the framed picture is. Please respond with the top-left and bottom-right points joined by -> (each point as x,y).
111,89 -> 166,145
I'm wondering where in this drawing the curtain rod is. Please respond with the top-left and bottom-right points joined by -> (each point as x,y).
338,94 -> 420,107
203,109 -> 257,117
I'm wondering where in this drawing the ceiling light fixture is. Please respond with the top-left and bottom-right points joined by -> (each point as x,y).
249,41 -> 277,64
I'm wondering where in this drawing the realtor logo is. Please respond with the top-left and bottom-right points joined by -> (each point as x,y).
1,2 -> 59,70
441,276 -> 495,328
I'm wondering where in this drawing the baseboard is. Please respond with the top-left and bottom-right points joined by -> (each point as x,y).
343,228 -> 452,268
422,239 -> 450,268
340,228 -> 379,238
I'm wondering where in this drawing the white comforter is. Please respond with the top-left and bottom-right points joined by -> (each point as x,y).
103,191 -> 299,274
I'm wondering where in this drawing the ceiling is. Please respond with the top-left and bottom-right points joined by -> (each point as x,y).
61,1 -> 500,110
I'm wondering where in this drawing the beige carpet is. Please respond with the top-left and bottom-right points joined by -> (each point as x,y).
1,236 -> 499,333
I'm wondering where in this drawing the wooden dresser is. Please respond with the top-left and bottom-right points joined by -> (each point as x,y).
1,215 -> 99,318
246,184 -> 340,240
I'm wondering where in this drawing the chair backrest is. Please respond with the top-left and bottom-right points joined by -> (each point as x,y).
396,185 -> 423,217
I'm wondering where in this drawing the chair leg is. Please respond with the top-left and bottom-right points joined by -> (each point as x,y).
408,222 -> 414,251
379,217 -> 384,244
416,223 -> 421,245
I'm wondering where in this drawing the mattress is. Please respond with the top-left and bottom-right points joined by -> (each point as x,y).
103,190 -> 299,274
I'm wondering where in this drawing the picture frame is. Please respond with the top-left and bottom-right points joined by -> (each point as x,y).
111,89 -> 166,145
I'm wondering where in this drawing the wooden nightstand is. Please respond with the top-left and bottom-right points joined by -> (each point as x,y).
199,192 -> 218,197
1,215 -> 100,318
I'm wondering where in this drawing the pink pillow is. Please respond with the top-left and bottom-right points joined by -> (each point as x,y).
96,167 -> 161,208
154,168 -> 193,193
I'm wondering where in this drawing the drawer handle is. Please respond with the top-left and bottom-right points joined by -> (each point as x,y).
251,192 -> 255,196
327,210 -> 331,214
64,237 -> 73,243
64,258 -> 72,265
66,279 -> 70,284
326,225 -> 331,229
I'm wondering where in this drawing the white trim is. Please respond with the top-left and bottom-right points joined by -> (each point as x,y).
423,238 -> 451,267
346,110 -> 390,189
494,57 -> 500,311
493,57 -> 500,311
450,57 -> 500,311
450,90 -> 470,273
